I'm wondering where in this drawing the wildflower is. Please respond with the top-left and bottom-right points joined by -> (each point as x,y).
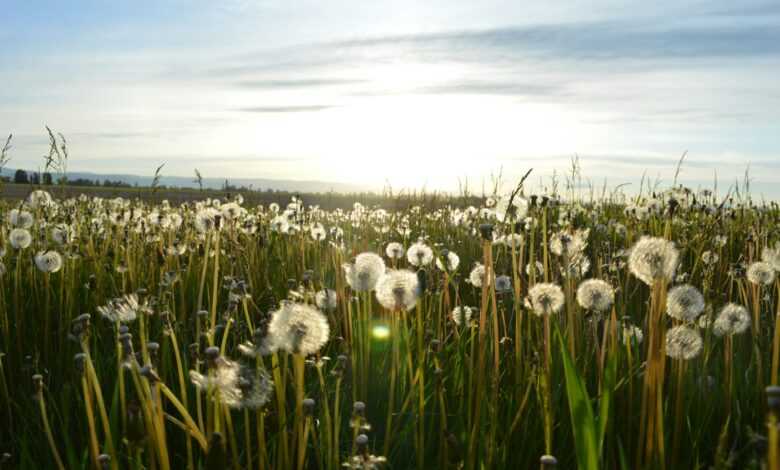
97,294 -> 150,323
51,224 -> 75,245
407,242 -> 433,267
451,306 -> 473,326
435,250 -> 460,272
622,324 -> 644,346
385,242 -> 405,259
310,223 -> 327,241
576,279 -> 615,312
34,250 -> 63,273
550,228 -> 589,258
665,325 -> 703,360
26,190 -> 54,208
495,275 -> 513,294
267,302 -> 330,355
9,228 -> 32,249
666,284 -> 705,322
194,208 -> 221,233
628,236 -> 679,286
713,303 -> 750,336
762,244 -> 780,271
526,283 -> 565,316
525,261 -> 544,277
9,209 -> 34,228
747,261 -> 776,286
344,253 -> 386,292
315,289 -> 338,311
701,250 -> 719,266
468,263 -> 491,287
375,270 -> 420,311
189,355 -> 273,409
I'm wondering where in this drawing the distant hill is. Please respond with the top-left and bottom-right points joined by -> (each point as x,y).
0,168 -> 372,194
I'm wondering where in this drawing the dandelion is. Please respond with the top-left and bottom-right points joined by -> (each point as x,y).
525,261 -> 544,277
576,279 -> 615,312
51,224 -> 75,245
665,325 -> 703,360
267,302 -> 330,355
97,294 -> 150,323
34,250 -> 63,273
713,303 -> 751,336
310,223 -> 327,241
407,242 -> 433,267
495,275 -> 512,294
190,355 -> 272,409
344,252 -> 386,292
9,209 -> 34,228
628,236 -> 679,286
666,284 -> 705,322
550,228 -> 589,258
468,263 -> 490,288
375,270 -> 420,311
315,289 -> 338,311
526,283 -> 565,316
747,261 -> 776,286
622,324 -> 644,346
385,242 -> 405,259
762,244 -> 780,271
701,250 -> 719,266
435,250 -> 460,272
9,228 -> 32,249
451,306 -> 473,326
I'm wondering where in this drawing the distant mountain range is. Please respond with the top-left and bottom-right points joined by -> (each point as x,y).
0,168 -> 373,194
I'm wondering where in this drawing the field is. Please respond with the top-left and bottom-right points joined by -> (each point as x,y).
1,183 -> 779,469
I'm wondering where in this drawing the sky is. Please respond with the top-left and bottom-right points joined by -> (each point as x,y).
1,1 -> 779,197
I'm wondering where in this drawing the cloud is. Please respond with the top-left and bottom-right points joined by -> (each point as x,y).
236,105 -> 336,113
234,78 -> 366,89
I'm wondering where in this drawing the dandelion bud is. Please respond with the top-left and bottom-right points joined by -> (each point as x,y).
139,365 -> 160,384
1,452 -> 10,463
353,401 -> 366,417
541,196 -> 549,207
197,309 -> 209,321
540,454 -> 558,469
98,454 -> 111,470
147,342 -> 160,363
287,279 -> 297,290
356,433 -> 369,451
302,270 -> 314,284
530,195 -> 538,207
74,353 -> 87,376
204,346 -> 220,366
767,386 -> 780,413
32,374 -> 43,394
479,223 -> 493,241
118,325 -> 129,335
302,398 -> 316,416
136,288 -> 148,298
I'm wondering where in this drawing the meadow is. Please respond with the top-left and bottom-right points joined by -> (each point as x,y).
1,179 -> 779,469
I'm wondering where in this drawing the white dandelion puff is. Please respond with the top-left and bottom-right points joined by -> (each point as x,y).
34,250 -> 63,273
267,302 -> 330,355
713,303 -> 751,337
747,261 -> 776,286
407,242 -> 433,267
385,242 -> 405,260
315,289 -> 338,311
9,228 -> 32,250
435,251 -> 460,272
665,325 -> 703,360
666,284 -> 705,322
375,270 -> 420,312
628,236 -> 680,286
526,283 -> 565,316
451,306 -> 473,326
576,279 -> 615,312
344,252 -> 386,292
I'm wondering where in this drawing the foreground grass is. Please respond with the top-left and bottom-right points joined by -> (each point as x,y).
0,185 -> 778,469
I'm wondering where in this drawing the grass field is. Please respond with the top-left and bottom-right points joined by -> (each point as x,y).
0,183 -> 778,469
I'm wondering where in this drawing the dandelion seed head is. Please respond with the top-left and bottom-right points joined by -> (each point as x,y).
451,306 -> 473,326
344,252 -> 386,292
713,303 -> 751,336
406,242 -> 433,267
385,242 -> 405,259
666,284 -> 705,322
435,250 -> 460,272
576,279 -> 615,312
665,325 -> 703,360
527,283 -> 565,316
34,250 -> 63,273
762,244 -> 780,272
747,261 -> 776,286
9,228 -> 32,249
315,289 -> 338,311
267,302 -> 330,355
628,236 -> 679,286
375,270 -> 420,311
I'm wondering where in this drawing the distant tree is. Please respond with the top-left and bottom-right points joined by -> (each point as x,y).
14,169 -> 28,184
43,172 -> 53,185
30,173 -> 40,185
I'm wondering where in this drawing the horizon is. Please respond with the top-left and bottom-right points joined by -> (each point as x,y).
2,1 -> 779,197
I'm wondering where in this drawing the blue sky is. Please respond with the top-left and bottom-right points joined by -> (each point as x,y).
2,1 -> 779,197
